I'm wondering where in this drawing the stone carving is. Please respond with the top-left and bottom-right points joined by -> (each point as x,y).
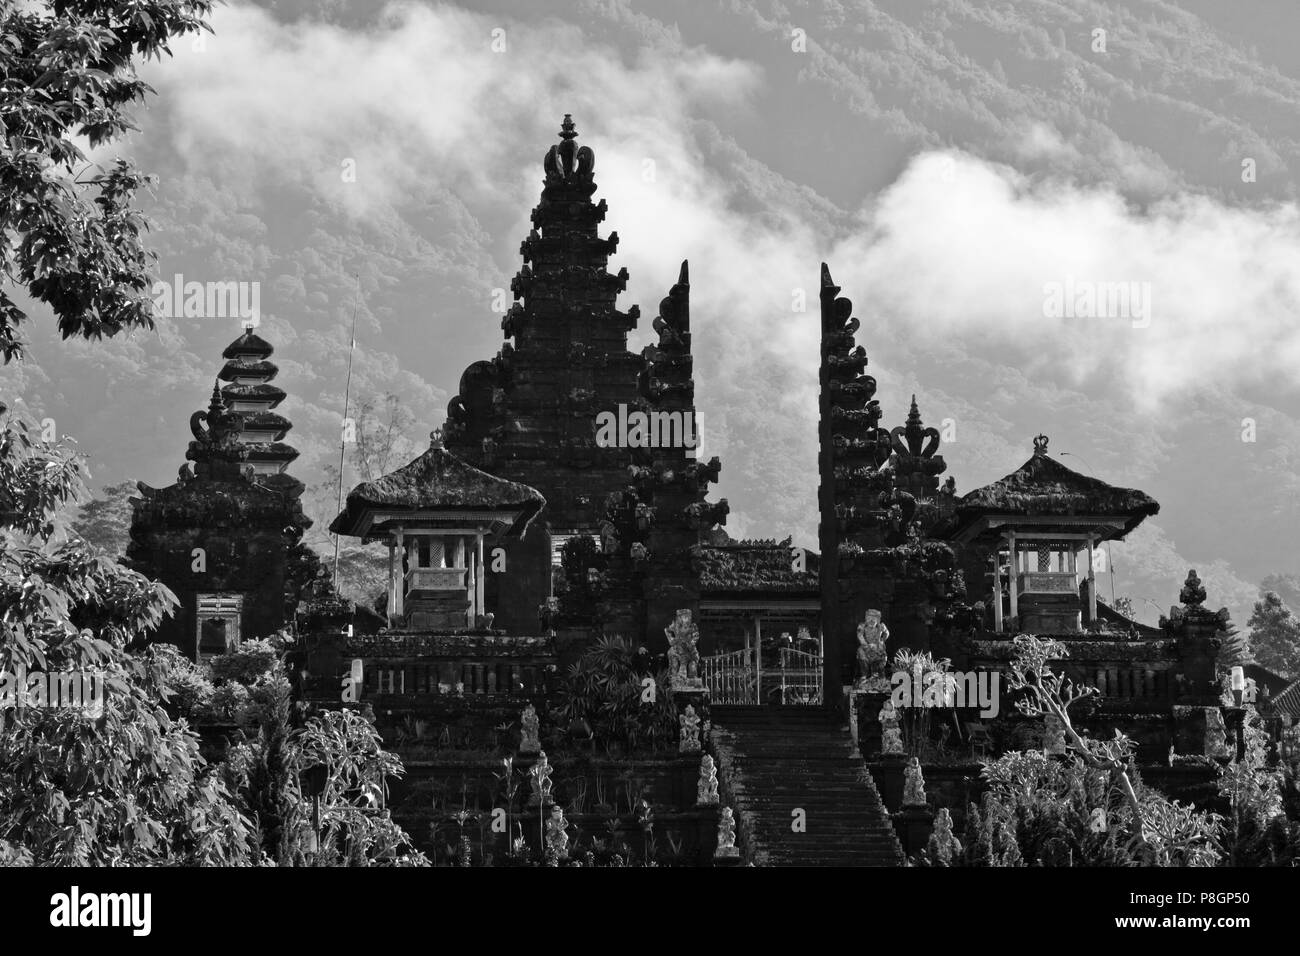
715,806 -> 740,858
925,808 -> 962,865
1179,569 -> 1207,607
545,806 -> 570,860
855,610 -> 890,690
528,750 -> 553,806
519,703 -> 541,754
665,608 -> 703,690
679,704 -> 702,754
879,698 -> 904,755
902,756 -> 927,807
697,754 -> 720,806
538,596 -> 558,634
1043,713 -> 1067,755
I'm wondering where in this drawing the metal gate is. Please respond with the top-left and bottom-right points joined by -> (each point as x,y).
775,646 -> 822,705
700,645 -> 823,705
701,647 -> 757,704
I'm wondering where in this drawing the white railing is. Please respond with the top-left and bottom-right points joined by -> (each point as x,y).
701,648 -> 756,705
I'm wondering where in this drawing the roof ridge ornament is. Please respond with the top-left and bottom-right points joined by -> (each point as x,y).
544,114 -> 595,184
1033,433 -> 1050,457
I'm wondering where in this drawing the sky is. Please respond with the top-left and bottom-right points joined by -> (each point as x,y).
2,0 -> 1298,627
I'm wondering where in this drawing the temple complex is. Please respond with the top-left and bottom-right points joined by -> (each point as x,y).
130,117 -> 1252,866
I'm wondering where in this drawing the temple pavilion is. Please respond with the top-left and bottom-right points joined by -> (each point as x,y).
949,434 -> 1160,635
329,435 -> 545,630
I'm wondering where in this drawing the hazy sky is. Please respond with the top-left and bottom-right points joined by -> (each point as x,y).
3,0 -> 1298,626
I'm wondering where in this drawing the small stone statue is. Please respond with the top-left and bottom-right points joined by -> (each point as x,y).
878,698 -> 904,755
528,750 -> 553,807
519,703 -> 541,754
630,542 -> 648,561
925,808 -> 962,865
538,596 -> 558,635
715,807 -> 740,859
599,520 -> 619,556
855,609 -> 890,690
665,608 -> 703,690
545,805 -> 570,860
679,704 -> 702,754
697,754 -> 720,806
1043,713 -> 1067,755
902,756 -> 927,807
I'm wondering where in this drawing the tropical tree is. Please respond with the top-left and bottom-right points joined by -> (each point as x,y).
0,404 -> 259,864
0,0 -> 214,361
1247,592 -> 1300,678
72,479 -> 137,557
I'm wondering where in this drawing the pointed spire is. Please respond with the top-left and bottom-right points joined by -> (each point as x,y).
559,113 -> 577,140
678,260 -> 689,286
906,394 -> 923,429
207,380 -> 225,418
820,262 -> 834,287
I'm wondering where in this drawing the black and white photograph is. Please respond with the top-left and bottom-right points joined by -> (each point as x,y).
1,0 -> 1296,932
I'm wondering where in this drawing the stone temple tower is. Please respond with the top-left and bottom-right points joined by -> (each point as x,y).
127,329 -> 317,660
442,116 -> 644,540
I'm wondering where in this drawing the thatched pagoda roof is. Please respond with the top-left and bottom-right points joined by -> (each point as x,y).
329,444 -> 544,538
954,435 -> 1158,539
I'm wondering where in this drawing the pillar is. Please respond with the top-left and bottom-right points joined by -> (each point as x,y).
991,552 -> 1003,633
1007,532 -> 1018,625
1085,534 -> 1097,623
475,532 -> 485,619
393,527 -> 405,619
387,539 -> 396,624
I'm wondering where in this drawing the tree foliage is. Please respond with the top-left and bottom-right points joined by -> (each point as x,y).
0,0 -> 214,361
0,405 -> 259,864
1247,591 -> 1300,678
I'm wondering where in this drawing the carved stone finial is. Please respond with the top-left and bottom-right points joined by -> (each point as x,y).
1033,433 -> 1050,456
1180,569 -> 1207,608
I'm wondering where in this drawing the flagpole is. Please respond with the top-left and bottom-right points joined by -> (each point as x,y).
332,275 -> 360,583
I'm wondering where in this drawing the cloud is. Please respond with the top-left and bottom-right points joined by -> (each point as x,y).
838,150 -> 1300,409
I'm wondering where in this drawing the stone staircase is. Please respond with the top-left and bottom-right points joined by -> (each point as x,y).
711,705 -> 903,866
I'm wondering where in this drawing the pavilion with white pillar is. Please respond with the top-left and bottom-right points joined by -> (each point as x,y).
329,437 -> 544,630
950,434 -> 1160,635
